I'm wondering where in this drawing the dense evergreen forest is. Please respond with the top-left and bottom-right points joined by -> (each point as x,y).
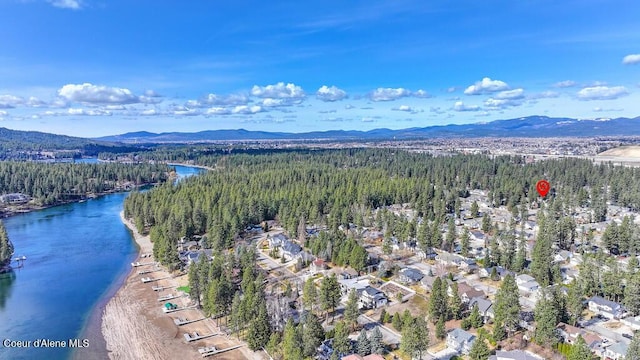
0,162 -> 171,206
124,148 -> 640,267
0,220 -> 13,267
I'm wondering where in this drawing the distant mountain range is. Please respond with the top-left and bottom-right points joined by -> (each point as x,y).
95,116 -> 640,143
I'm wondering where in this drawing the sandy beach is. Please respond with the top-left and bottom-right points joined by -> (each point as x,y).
99,211 -> 256,360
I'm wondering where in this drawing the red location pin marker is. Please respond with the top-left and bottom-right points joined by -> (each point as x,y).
536,180 -> 550,197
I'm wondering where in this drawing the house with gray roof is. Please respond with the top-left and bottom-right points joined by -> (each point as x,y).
469,296 -> 494,322
398,267 -> 424,284
588,296 -> 625,319
446,328 -> 475,354
489,350 -> 544,360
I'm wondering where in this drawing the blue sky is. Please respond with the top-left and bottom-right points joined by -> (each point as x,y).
0,0 -> 639,137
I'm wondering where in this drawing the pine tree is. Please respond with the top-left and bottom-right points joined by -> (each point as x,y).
332,321 -> 352,358
468,332 -> 491,360
302,313 -> 325,358
461,228 -> 470,258
246,302 -> 271,351
283,319 -> 303,360
534,291 -> 559,346
566,284 -> 584,326
356,330 -> 371,356
370,326 -> 384,355
469,304 -> 484,328
379,308 -> 387,323
449,282 -> 463,320
344,289 -> 360,330
320,274 -> 341,321
625,272 -> 640,316
303,277 -> 317,312
0,220 -> 14,267
392,312 -> 403,331
429,277 -> 448,322
401,317 -> 429,360
444,217 -> 456,252
531,213 -> 554,286
471,201 -> 480,218
493,274 -> 521,340
436,316 -> 446,339
482,213 -> 492,233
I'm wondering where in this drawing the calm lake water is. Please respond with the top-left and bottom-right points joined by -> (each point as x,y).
0,164 -> 203,360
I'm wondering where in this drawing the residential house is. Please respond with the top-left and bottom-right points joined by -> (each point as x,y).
341,355 -> 385,360
479,266 -> 511,280
359,286 -> 388,309
470,230 -> 486,242
516,274 -> 540,294
446,328 -> 475,355
489,350 -> 544,360
398,267 -> 424,284
421,276 -> 436,292
556,322 -> 600,345
268,233 -> 289,249
459,259 -> 479,274
453,282 -> 486,303
588,296 -> 625,319
281,241 -> 303,261
436,251 -> 464,266
310,259 -> 327,274
340,268 -> 359,280
604,342 -> 629,360
468,297 -> 494,322
622,315 -> 640,331
554,250 -> 572,263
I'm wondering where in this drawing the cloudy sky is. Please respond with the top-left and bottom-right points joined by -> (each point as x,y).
1,0 -> 639,137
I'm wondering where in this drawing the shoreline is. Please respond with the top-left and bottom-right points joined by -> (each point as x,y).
98,212 -> 256,360
0,183 -> 159,219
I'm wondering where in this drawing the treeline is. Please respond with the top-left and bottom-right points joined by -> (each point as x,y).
0,162 -> 170,205
124,148 -> 640,269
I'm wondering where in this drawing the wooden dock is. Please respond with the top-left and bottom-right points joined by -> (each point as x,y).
141,275 -> 171,283
137,268 -> 158,275
183,331 -> 219,343
158,293 -> 181,302
173,317 -> 206,326
131,261 -> 155,267
200,344 -> 244,357
163,305 -> 197,314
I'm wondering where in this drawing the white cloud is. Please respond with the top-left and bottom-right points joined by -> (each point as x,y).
622,54 -> 640,65
0,95 -> 23,109
67,108 -> 112,116
316,85 -> 347,102
345,104 -> 356,109
261,98 -> 286,107
58,83 -> 143,105
430,106 -> 445,114
554,80 -> 577,88
530,91 -> 559,99
463,77 -> 509,95
190,93 -> 249,107
0,94 -> 47,108
232,105 -> 263,114
392,105 -> 422,114
577,86 -> 629,100
495,88 -> 524,100
369,87 -> 411,101
251,82 -> 305,99
140,109 -> 160,116
0,110 -> 8,117
48,0 -> 82,9
361,117 -> 375,122
173,108 -> 200,116
484,98 -> 523,109
593,107 -> 624,112
206,107 -> 232,115
453,101 -> 480,112
413,89 -> 432,98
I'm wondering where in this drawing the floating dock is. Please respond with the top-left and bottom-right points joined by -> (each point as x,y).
200,345 -> 244,357
137,268 -> 158,275
173,317 -> 206,326
131,261 -> 155,267
163,304 -> 197,314
183,331 -> 219,343
158,293 -> 180,302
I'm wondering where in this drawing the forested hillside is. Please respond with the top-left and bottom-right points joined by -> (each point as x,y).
0,162 -> 171,206
124,148 -> 640,268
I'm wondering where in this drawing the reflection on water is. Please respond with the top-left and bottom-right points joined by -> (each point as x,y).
0,270 -> 16,310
